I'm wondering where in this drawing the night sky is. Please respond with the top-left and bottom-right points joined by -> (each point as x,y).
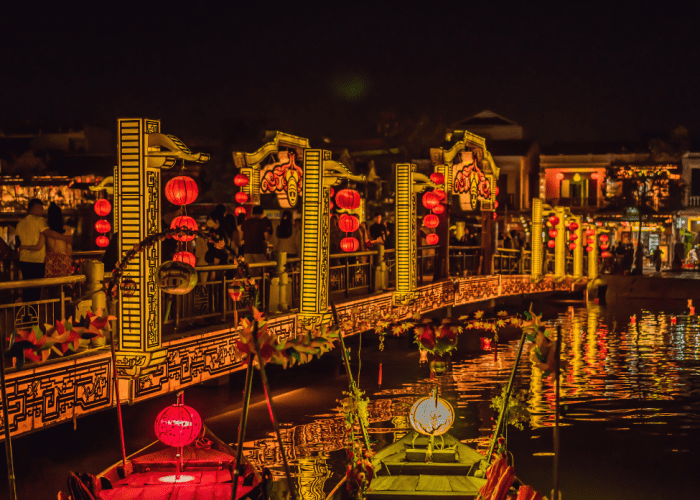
3,3 -> 700,148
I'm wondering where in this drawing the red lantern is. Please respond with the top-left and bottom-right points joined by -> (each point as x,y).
430,172 -> 445,185
587,237 -> 595,245
95,220 -> 111,233
330,201 -> 334,210
336,189 -> 361,210
591,173 -> 600,180
596,222 -> 603,227
600,234 -> 609,242
433,204 -> 445,214
569,222 -> 579,231
422,191 -> 439,210
339,214 -> 359,233
96,235 -> 109,248
601,251 -> 612,258
547,240 -> 556,249
493,212 -> 497,220
495,186 -> 500,196
94,199 -> 111,217
228,286 -> 243,301
423,214 -> 439,229
426,233 -> 439,245
340,237 -> 359,252
586,245 -> 593,252
173,251 -> 196,267
549,229 -> 558,238
154,402 -> 202,448
570,233 -> 578,241
434,189 -> 445,200
494,201 -> 499,209
549,216 -> 560,226
235,192 -> 249,204
234,174 -> 250,187
555,172 -> 564,181
601,243 -> 609,250
330,187 -> 335,197
234,206 -> 246,216
585,228 -> 596,236
170,216 -> 198,242
165,176 -> 198,206
569,242 -> 577,250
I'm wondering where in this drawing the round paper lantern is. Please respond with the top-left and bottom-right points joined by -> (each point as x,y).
340,237 -> 359,253
430,172 -> 445,185
156,260 -> 198,295
434,189 -> 445,200
94,199 -> 111,217
569,242 -> 577,250
601,251 -> 612,258
600,234 -> 609,242
493,212 -> 497,220
154,403 -> 202,447
586,245 -> 593,252
173,251 -> 196,267
601,243 -> 609,250
548,240 -> 556,249
555,172 -> 564,180
494,201 -> 499,209
95,220 -> 111,233
336,189 -> 361,210
165,176 -> 198,206
591,173 -> 600,180
170,216 -> 198,242
426,233 -> 439,245
96,235 -> 109,247
433,204 -> 445,214
587,237 -> 595,245
423,214 -> 439,229
549,229 -> 558,238
569,222 -> 579,231
235,192 -> 249,204
422,191 -> 440,210
409,396 -> 454,436
330,187 -> 335,197
569,233 -> 578,241
339,214 -> 359,233
330,201 -> 334,210
585,228 -> 596,236
495,186 -> 500,196
549,216 -> 560,226
234,206 -> 246,216
234,174 -> 250,187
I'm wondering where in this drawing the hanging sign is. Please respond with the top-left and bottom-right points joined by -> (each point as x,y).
260,150 -> 303,208
452,151 -> 493,210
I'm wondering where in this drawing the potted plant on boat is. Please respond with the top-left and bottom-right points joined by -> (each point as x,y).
414,323 -> 460,375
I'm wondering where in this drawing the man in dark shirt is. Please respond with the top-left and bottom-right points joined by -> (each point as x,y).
241,206 -> 270,275
369,213 -> 388,245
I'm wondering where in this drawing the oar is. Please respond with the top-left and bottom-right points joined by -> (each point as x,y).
552,324 -> 562,500
0,349 -> 17,500
231,333 -> 255,500
249,320 -> 297,500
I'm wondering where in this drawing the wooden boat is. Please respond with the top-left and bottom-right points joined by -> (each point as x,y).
366,431 -> 488,499
67,426 -> 272,500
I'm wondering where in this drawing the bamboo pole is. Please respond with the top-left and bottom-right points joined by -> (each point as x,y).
0,353 -> 17,500
552,324 -> 562,500
231,340 -> 255,500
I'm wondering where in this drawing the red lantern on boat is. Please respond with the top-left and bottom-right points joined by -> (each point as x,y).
234,174 -> 250,187
234,206 -> 246,216
339,214 -> 359,233
548,240 -> 556,249
165,176 -> 198,206
340,237 -> 359,253
426,233 -> 439,245
430,172 -> 445,185
336,189 -> 361,210
235,192 -> 249,204
600,234 -> 609,242
96,235 -> 109,248
95,220 -> 111,233
173,251 -> 196,267
433,204 -> 445,214
154,398 -> 202,448
569,242 -> 577,250
569,222 -> 579,231
586,245 -> 593,252
549,216 -> 560,226
94,199 -> 111,217
549,229 -> 558,238
170,216 -> 198,242
423,214 -> 439,229
422,192 -> 440,210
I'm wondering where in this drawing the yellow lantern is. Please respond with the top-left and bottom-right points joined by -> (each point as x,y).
409,394 -> 455,436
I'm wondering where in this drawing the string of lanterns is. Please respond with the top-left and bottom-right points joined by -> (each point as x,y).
423,173 -> 445,245
165,174 -> 199,266
336,188 -> 361,252
94,198 -> 112,248
234,173 -> 249,216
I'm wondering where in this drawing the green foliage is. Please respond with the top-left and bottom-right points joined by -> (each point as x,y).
491,385 -> 530,431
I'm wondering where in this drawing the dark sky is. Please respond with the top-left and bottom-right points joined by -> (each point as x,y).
2,3 -> 700,147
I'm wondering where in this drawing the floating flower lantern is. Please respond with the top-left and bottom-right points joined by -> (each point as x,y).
426,233 -> 439,245
423,214 -> 439,229
165,176 -> 198,206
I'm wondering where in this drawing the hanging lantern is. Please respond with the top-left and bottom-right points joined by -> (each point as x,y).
235,192 -> 249,204
569,242 -> 577,250
495,186 -> 500,196
601,251 -> 612,258
547,240 -> 556,249
596,222 -> 603,227
156,261 -> 198,295
339,214 -> 359,233
335,189 -> 361,210
587,237 -> 595,245
494,201 -> 499,209
409,395 -> 454,436
96,235 -> 109,248
493,212 -> 497,220
330,187 -> 335,197
95,220 -> 111,233
600,234 -> 609,242
330,201 -> 334,210
570,233 -> 578,241
586,245 -> 593,252
165,176 -> 198,206
434,189 -> 446,201
423,214 -> 439,229
585,228 -> 596,236
422,191 -> 440,210
569,222 -> 579,231
340,237 -> 359,253
234,174 -> 250,187
601,243 -> 609,250
429,172 -> 445,185
154,400 -> 202,447
170,216 -> 198,242
173,251 -> 196,267
426,233 -> 439,245
590,172 -> 600,180
94,199 -> 112,217
555,172 -> 564,180
234,206 -> 246,216
433,204 -> 445,214
549,216 -> 560,225
549,229 -> 558,238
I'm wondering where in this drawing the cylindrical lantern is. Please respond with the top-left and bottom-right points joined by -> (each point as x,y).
548,240 -> 556,249
339,214 -> 359,233
340,237 -> 359,253
94,199 -> 111,217
95,220 -> 111,233
170,216 -> 198,242
165,176 -> 198,206
569,242 -> 576,250
235,192 -> 249,204
234,174 -> 250,187
154,403 -> 202,448
586,245 -> 593,252
422,192 -> 439,210
423,214 -> 439,229
569,222 -> 579,231
234,206 -> 246,216
426,233 -> 439,245
433,204 -> 445,214
600,234 -> 609,242
96,235 -> 110,247
549,216 -> 560,225
173,251 -> 196,267
549,229 -> 558,238
335,189 -> 361,210
430,172 -> 445,185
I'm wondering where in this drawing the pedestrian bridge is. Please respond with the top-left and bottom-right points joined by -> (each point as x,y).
0,246 -> 584,441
